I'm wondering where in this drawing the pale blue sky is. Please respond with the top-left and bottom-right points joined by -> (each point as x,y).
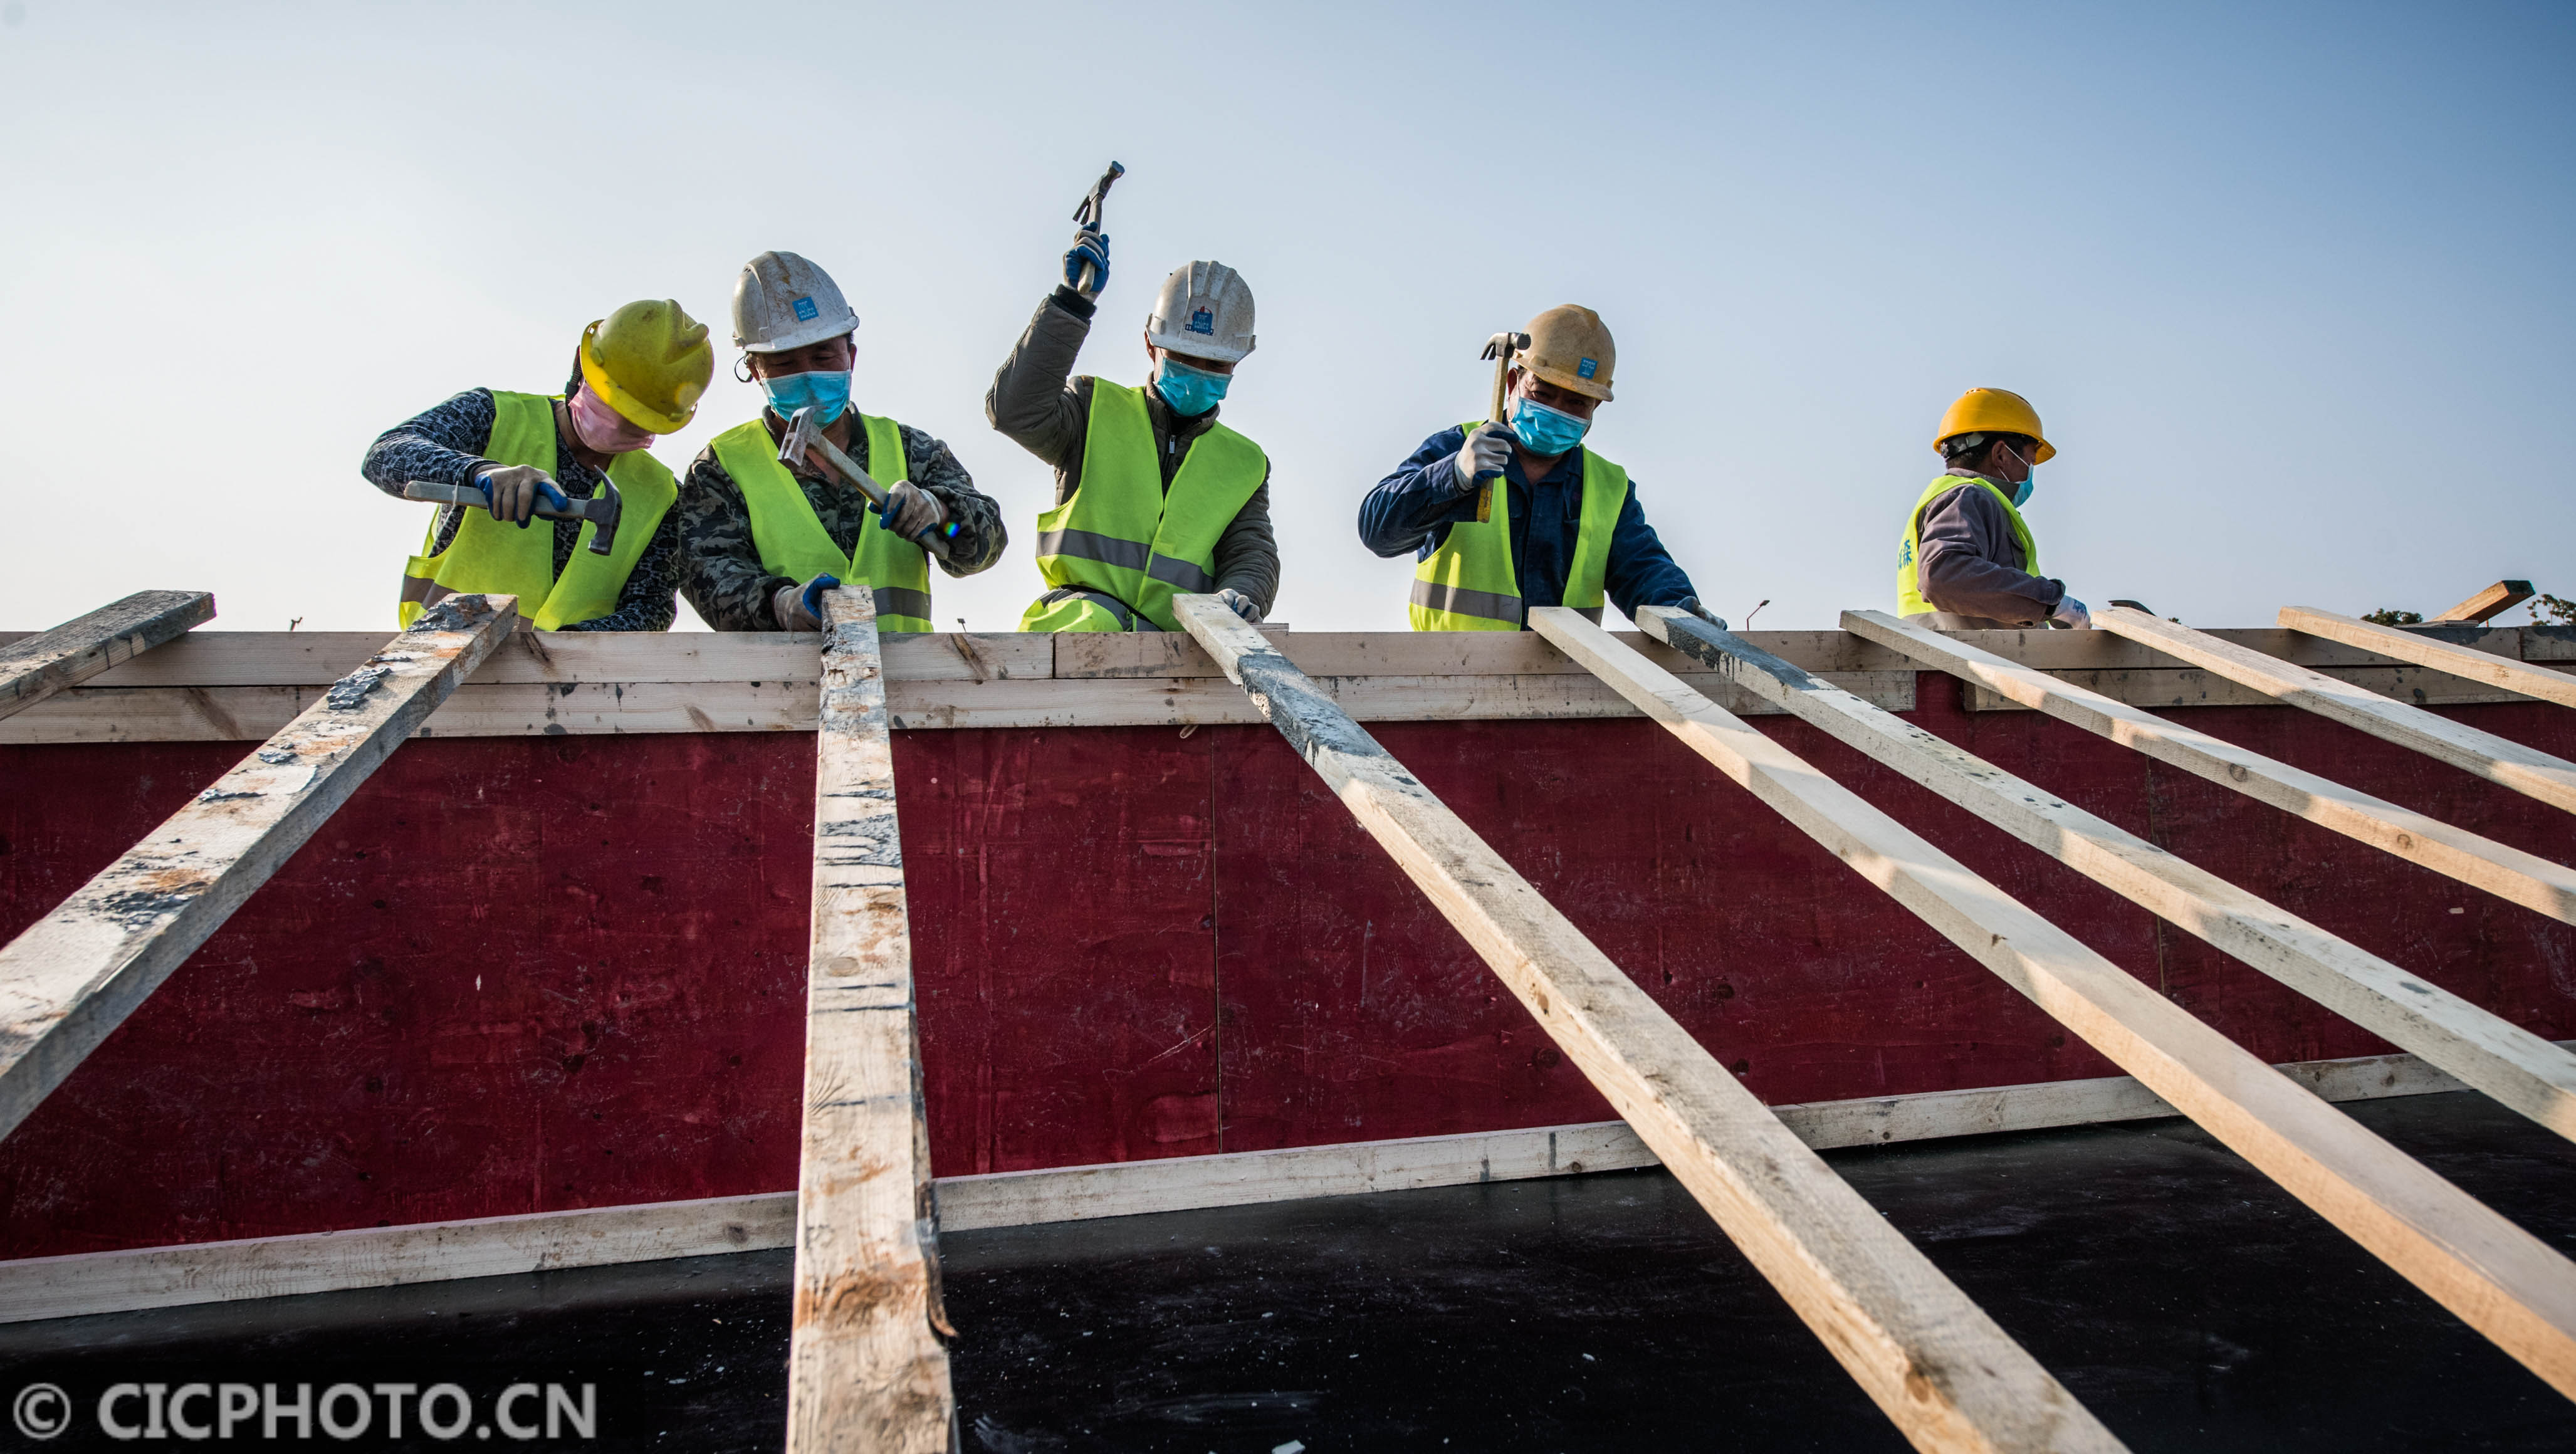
3,1 -> 2568,632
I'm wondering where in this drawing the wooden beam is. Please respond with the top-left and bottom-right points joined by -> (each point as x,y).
1535,605 -> 2576,1402
1174,597 -> 2121,1454
2434,580 -> 2537,625
0,1045 -> 2496,1327
2282,605 -> 2576,711
788,587 -> 951,1454
1846,610 -> 2576,926
0,590 -> 212,721
0,594 -> 515,1143
1636,607 -> 2576,1141
2098,606 -> 2576,815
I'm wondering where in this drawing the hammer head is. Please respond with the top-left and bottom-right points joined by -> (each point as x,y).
1480,330 -> 1532,363
778,405 -> 822,473
580,479 -> 623,556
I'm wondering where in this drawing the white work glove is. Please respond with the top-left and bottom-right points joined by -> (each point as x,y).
473,465 -> 567,527
879,480 -> 949,541
1215,588 -> 1262,625
772,573 -> 840,632
2049,594 -> 2092,630
1453,424 -> 1512,496
1062,227 -> 1111,300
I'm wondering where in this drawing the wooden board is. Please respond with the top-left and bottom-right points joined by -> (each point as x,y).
1175,596 -> 2122,1454
2283,605 -> 2576,711
1848,610 -> 2576,927
1534,605 -> 2576,1402
2102,607 -> 2576,815
0,1046 -> 2484,1326
0,594 -> 515,1143
0,590 -> 212,721
2434,580 -> 2537,625
1960,664 -> 2553,713
1636,607 -> 2576,1142
788,589 -> 951,1453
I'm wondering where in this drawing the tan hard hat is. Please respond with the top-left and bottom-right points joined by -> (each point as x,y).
1517,305 -> 1615,402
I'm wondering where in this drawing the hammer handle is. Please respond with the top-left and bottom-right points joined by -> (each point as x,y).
402,479 -> 594,524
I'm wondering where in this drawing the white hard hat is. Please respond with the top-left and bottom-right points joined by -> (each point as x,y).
732,250 -> 859,354
1145,261 -> 1255,364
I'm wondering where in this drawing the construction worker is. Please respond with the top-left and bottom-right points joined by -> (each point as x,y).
1360,307 -> 1719,631
987,218 -> 1276,631
366,300 -> 710,630
1898,388 -> 2090,629
678,253 -> 1006,633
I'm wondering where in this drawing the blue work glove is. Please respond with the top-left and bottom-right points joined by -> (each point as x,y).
876,480 -> 959,543
1677,596 -> 1729,632
1063,227 -> 1111,300
473,467 -> 571,527
1215,588 -> 1262,625
772,573 -> 842,632
1455,424 -> 1512,494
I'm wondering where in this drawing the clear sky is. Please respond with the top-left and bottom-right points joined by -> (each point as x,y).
3,1 -> 2569,634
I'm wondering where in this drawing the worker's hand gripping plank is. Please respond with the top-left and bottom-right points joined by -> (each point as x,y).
1533,603 -> 2576,1406
1172,593 -> 2124,1454
1633,605 -> 2576,1146
0,594 -> 518,1144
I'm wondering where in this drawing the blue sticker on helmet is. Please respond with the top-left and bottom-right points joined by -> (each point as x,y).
1188,308 -> 1215,334
792,296 -> 819,322
1577,357 -> 1597,379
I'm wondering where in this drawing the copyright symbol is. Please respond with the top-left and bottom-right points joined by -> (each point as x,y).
12,1383 -> 68,1439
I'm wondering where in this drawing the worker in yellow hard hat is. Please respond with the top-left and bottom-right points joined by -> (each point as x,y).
364,299 -> 713,630
1360,305 -> 1722,631
1895,387 -> 2090,629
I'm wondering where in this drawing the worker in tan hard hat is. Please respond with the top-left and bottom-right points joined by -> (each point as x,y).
364,300 -> 711,630
677,251 -> 1007,634
1898,388 -> 2089,629
987,214 -> 1278,632
1361,306 -> 1718,631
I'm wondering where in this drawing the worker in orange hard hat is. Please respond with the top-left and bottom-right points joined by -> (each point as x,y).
1895,387 -> 2090,629
364,300 -> 713,630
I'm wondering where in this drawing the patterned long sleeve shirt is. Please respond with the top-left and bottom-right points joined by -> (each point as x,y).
675,412 -> 1007,631
360,387 -> 681,632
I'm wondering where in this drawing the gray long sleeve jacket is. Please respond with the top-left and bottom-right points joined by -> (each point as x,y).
1911,471 -> 2066,629
984,288 -> 1280,616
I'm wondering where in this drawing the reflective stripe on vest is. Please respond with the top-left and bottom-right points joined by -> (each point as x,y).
708,414 -> 934,632
1024,379 -> 1265,633
397,390 -> 678,630
1409,421 -> 1626,631
1895,474 -> 2038,617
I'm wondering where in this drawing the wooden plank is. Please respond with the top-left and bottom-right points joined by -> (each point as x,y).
1175,597 -> 2121,1454
788,587 -> 951,1453
0,590 -> 212,721
0,1045 -> 2492,1327
2283,605 -> 2576,711
1636,607 -> 2576,1141
2433,580 -> 2537,625
1536,605 -> 2576,1401
1848,610 -> 2576,926
1960,663 -> 2550,713
0,594 -> 515,1143
2100,606 -> 2576,815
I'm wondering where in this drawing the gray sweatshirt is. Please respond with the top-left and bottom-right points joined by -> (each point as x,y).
1910,472 -> 2066,629
984,288 -> 1280,615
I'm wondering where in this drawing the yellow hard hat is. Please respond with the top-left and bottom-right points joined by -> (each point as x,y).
579,300 -> 714,435
1518,305 -> 1615,402
1934,387 -> 2055,463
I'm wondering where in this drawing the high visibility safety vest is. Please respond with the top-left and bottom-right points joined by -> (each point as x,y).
708,413 -> 934,632
1895,474 -> 2038,617
1410,422 -> 1627,631
397,391 -> 678,630
1021,379 -> 1267,633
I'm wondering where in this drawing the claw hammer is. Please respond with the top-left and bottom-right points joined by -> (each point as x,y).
777,406 -> 960,561
403,477 -> 624,555
1471,330 -> 1531,523
1069,160 -> 1124,295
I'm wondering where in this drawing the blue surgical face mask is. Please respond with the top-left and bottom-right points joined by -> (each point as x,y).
762,369 -> 852,426
2013,471 -> 2036,508
1508,396 -> 1590,456
1154,355 -> 1232,417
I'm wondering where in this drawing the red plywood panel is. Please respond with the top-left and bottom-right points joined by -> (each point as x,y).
901,727 -> 1222,1175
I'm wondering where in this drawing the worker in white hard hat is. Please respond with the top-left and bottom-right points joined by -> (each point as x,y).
363,300 -> 711,630
676,251 -> 1006,633
986,218 -> 1277,632
1361,306 -> 1720,632
1897,387 -> 2088,629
